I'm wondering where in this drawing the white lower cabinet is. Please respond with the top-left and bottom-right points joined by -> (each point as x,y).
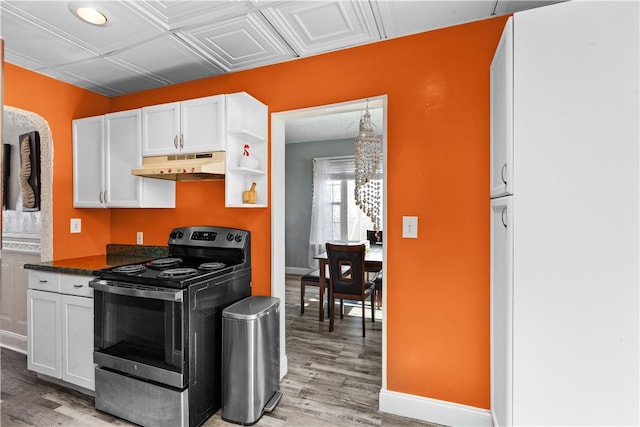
27,289 -> 61,377
60,294 -> 94,390
27,272 -> 95,392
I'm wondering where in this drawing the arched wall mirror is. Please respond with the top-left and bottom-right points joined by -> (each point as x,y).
2,106 -> 53,261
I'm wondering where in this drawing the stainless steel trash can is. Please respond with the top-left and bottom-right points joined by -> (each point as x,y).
222,296 -> 282,425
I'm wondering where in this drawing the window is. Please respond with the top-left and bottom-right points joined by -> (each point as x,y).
308,156 -> 382,267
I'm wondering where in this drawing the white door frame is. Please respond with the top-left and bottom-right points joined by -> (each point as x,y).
270,95 -> 388,384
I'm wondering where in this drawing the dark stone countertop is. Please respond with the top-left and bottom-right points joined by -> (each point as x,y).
23,244 -> 169,276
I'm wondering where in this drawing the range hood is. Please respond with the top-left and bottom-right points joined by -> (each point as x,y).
131,152 -> 225,181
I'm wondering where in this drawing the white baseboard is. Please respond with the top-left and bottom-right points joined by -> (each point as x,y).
379,388 -> 492,427
280,354 -> 288,380
0,330 -> 27,354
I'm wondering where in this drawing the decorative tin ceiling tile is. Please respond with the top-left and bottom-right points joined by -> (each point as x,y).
1,1 -> 166,56
53,56 -> 170,97
371,0 -> 495,39
260,0 -> 381,56
123,0 -> 254,31
176,12 -> 296,72
1,4 -> 98,68
107,33 -> 224,85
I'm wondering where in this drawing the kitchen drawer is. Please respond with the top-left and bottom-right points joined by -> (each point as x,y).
60,274 -> 94,298
28,271 -> 61,292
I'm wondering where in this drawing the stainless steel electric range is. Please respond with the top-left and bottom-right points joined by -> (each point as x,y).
89,226 -> 252,427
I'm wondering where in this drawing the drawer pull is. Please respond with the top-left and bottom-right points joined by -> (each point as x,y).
39,280 -> 48,283
73,284 -> 84,288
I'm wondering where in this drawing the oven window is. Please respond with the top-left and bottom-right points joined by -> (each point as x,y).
96,292 -> 185,372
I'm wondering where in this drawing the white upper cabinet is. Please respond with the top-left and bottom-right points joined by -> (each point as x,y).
181,96 -> 225,153
105,110 -> 144,207
490,17 -> 513,198
142,95 -> 225,156
73,110 -> 175,208
141,102 -> 180,156
73,116 -> 105,208
224,92 -> 268,207
74,92 -> 267,209
105,110 -> 175,208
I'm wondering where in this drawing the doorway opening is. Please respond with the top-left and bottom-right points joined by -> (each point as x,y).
271,95 -> 387,384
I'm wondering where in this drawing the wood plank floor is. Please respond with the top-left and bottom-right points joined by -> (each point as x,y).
1,275 -> 440,427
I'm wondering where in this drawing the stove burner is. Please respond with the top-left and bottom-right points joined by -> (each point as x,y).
148,257 -> 183,269
158,267 -> 198,279
199,262 -> 226,271
113,264 -> 146,274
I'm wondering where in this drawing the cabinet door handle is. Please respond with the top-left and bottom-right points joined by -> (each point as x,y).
173,135 -> 178,149
99,191 -> 103,204
501,163 -> 508,185
39,280 -> 48,283
180,134 -> 184,149
501,206 -> 508,228
73,284 -> 84,288
104,191 -> 108,204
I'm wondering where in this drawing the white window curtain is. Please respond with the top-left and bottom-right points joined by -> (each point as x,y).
308,156 -> 380,268
308,157 -> 333,268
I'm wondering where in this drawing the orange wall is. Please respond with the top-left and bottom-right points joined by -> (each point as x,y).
4,63 -> 112,259
4,15 -> 508,410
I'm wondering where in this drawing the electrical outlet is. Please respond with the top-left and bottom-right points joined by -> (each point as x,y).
402,216 -> 418,238
137,232 -> 143,245
70,218 -> 81,234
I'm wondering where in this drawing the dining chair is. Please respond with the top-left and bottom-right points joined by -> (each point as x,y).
300,267 -> 329,318
373,269 -> 383,309
325,242 -> 376,337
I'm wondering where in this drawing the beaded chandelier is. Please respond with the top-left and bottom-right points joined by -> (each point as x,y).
354,106 -> 382,231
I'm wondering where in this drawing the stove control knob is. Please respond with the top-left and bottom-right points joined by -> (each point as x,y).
235,234 -> 243,242
226,233 -> 234,241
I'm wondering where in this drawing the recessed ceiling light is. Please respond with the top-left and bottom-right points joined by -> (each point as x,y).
75,6 -> 107,26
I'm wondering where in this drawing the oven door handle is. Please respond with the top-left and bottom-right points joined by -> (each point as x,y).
90,281 -> 183,302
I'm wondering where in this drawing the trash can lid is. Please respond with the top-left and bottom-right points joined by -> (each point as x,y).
223,296 -> 280,320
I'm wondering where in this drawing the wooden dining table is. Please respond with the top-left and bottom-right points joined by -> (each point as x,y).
314,244 -> 383,321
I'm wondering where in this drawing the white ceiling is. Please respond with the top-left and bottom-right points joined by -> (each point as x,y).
0,0 -> 561,142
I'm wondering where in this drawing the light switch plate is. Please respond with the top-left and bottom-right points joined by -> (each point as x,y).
402,216 -> 418,238
137,232 -> 143,245
70,218 -> 81,234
